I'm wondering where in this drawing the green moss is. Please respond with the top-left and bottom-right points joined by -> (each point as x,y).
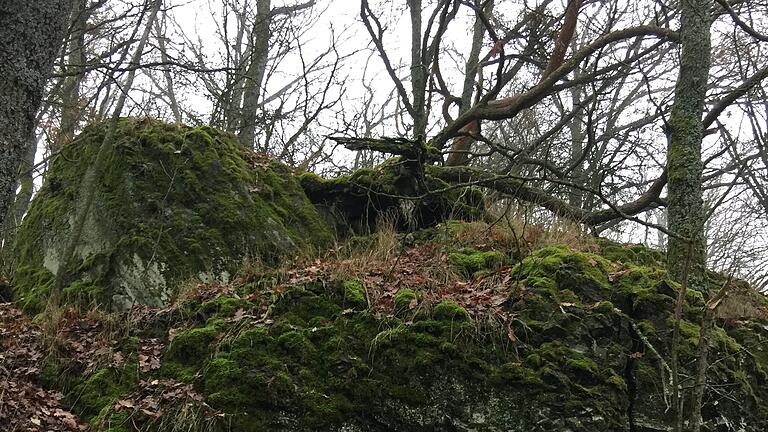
565,356 -> 600,375
26,224 -> 768,430
432,300 -> 470,322
448,248 -> 506,277
72,366 -> 138,420
165,325 -> 219,365
198,295 -> 251,318
278,330 -> 317,362
598,239 -> 664,267
606,374 -> 628,392
711,327 -> 743,353
12,118 -> 333,311
394,288 -> 418,311
203,357 -> 247,407
685,287 -> 705,306
494,362 -> 544,385
514,245 -> 612,303
524,276 -> 557,291
638,319 -> 657,336
342,279 -> 367,308
673,318 -> 700,345
62,280 -> 104,307
11,265 -> 54,313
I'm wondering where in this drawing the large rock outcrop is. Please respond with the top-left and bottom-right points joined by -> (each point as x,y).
43,223 -> 768,432
12,118 -> 333,311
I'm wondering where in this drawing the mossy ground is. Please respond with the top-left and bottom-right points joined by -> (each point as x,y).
28,222 -> 765,431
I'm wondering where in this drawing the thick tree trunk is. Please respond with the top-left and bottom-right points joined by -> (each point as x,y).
0,0 -> 70,229
666,0 -> 713,291
0,132 -> 36,271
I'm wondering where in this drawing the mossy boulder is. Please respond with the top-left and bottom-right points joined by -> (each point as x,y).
12,118 -> 333,311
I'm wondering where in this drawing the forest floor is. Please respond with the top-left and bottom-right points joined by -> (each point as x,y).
0,302 -> 87,431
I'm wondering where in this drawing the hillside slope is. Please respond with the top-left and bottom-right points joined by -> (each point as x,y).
8,221 -> 766,432
5,120 -> 768,431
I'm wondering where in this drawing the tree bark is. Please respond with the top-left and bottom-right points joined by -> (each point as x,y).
54,0 -> 90,150
690,278 -> 731,432
0,0 -> 70,229
154,13 -> 182,123
445,0 -> 492,167
445,0 -> 581,166
666,0 -> 713,291
0,132 -> 36,271
237,0 -> 314,149
238,0 -> 271,149
408,0 -> 427,138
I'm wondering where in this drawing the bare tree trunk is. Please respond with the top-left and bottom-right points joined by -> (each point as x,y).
690,278 -> 731,432
0,0 -> 70,229
238,0 -> 272,149
445,0 -> 492,167
567,85 -> 585,207
223,7 -> 249,132
54,0 -> 90,150
154,12 -> 182,123
666,0 -> 713,290
52,0 -> 162,297
445,0 -> 581,167
670,245 -> 692,432
408,0 -> 426,138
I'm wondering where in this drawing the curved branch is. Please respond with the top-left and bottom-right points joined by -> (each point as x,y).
360,0 -> 416,118
703,64 -> 768,129
428,165 -> 668,226
430,25 -> 677,148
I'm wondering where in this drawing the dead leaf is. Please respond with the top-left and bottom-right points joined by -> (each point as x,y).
233,308 -> 246,322
116,399 -> 135,409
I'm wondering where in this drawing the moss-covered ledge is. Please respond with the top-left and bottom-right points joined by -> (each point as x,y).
300,159 -> 486,234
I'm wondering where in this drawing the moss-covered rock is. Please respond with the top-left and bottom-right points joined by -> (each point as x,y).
12,118 -> 333,312
394,288 -> 418,312
17,216 -> 768,432
448,247 -> 506,277
342,279 -> 367,309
